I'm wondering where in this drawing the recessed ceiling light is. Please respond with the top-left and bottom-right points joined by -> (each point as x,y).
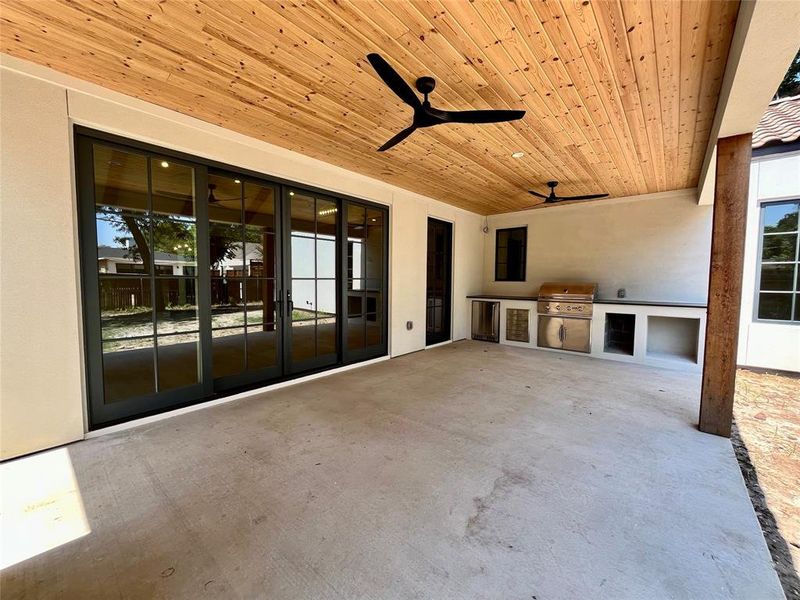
160,160 -> 169,168
511,151 -> 525,159
234,179 -> 241,184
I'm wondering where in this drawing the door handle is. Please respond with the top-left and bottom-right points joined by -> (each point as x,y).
559,324 -> 565,343
286,290 -> 294,317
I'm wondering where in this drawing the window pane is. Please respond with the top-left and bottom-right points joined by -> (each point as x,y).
157,333 -> 199,391
758,293 -> 792,320
152,158 -> 194,218
96,210 -> 150,274
244,183 -> 276,278
93,145 -> 148,213
291,234 -> 315,278
347,314 -> 365,351
317,280 -> 336,320
365,208 -> 384,280
153,217 -> 197,272
763,202 -> 798,233
292,279 -> 316,318
347,204 -> 366,232
247,327 -> 278,371
102,338 -> 155,403
762,233 -> 797,262
209,223 -> 243,276
364,282 -> 381,315
156,278 -> 198,334
317,198 -> 338,237
760,264 -> 795,291
347,287 -> 365,317
495,228 -> 526,281
100,278 -> 152,339
317,238 -> 336,278
497,230 -> 509,249
208,174 -> 242,223
317,318 -> 337,356
245,279 -> 277,325
366,313 -> 382,346
212,328 -> 245,379
211,280 -> 244,328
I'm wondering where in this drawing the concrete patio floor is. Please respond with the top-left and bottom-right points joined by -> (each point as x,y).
1,341 -> 783,599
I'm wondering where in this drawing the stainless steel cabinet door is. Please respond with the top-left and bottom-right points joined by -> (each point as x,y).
562,317 -> 591,353
537,316 -> 563,350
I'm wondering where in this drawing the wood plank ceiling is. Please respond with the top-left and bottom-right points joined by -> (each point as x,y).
1,0 -> 740,215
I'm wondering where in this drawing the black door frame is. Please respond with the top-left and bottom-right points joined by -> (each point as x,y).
426,217 -> 453,346
75,127 -> 389,429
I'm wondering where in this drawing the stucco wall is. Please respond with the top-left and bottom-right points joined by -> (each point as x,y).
0,56 -> 483,459
482,189 -> 713,304
738,150 -> 800,372
0,70 -> 85,459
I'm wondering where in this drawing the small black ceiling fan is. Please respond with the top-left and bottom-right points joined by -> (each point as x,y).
366,53 -> 525,151
529,181 -> 609,205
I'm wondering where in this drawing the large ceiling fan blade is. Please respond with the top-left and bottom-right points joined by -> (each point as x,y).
528,190 -> 549,200
555,193 -> 610,201
438,109 -> 525,124
366,53 -> 421,109
378,126 -> 417,152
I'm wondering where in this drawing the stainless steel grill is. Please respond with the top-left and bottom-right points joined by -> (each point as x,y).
537,282 -> 596,353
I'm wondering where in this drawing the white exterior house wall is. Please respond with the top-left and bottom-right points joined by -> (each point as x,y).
738,150 -> 800,372
482,189 -> 713,304
0,57 -> 484,459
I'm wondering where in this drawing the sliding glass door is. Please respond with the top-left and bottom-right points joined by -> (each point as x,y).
284,189 -> 339,374
77,129 -> 387,428
207,173 -> 282,391
79,139 -> 205,425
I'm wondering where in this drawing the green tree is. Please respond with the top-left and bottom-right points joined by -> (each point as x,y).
775,48 -> 800,99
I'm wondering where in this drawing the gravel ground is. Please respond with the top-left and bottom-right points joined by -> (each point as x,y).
733,368 -> 800,599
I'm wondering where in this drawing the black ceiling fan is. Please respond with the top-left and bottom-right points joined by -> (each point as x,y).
529,181 -> 609,205
366,53 -> 525,151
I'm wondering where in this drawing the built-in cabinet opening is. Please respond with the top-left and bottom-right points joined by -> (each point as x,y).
604,313 -> 636,356
77,128 -> 388,428
646,316 -> 700,364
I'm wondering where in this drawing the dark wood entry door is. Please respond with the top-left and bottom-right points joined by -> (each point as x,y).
426,218 -> 452,345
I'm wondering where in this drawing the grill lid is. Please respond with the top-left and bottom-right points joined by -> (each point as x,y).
537,282 -> 597,301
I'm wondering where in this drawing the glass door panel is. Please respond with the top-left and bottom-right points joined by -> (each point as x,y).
209,174 -> 245,380
79,132 -> 387,428
426,218 -> 452,345
243,182 -> 279,373
344,202 -> 387,359
85,140 -> 203,426
286,191 -> 339,372
208,174 -> 281,388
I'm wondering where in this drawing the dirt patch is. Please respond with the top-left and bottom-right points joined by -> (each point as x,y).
734,368 -> 800,599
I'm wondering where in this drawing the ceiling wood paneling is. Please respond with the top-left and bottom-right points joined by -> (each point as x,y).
1,0 -> 739,214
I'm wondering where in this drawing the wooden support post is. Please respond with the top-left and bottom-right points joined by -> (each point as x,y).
699,133 -> 752,437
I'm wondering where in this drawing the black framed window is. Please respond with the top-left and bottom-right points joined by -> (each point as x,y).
495,227 -> 527,282
756,200 -> 799,322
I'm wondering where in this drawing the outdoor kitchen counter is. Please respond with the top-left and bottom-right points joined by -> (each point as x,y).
466,294 -> 707,309
466,295 -> 707,370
